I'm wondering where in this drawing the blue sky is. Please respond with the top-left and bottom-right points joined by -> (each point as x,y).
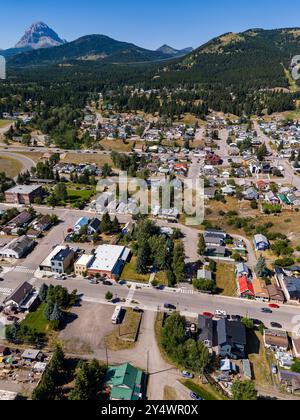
1,0 -> 300,50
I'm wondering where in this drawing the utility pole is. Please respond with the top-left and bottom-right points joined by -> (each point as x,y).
105,346 -> 109,367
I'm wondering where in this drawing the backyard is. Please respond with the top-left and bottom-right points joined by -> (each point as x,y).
21,303 -> 52,335
247,330 -> 273,388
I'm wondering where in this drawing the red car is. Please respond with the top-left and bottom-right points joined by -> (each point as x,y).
269,304 -> 280,309
202,312 -> 214,318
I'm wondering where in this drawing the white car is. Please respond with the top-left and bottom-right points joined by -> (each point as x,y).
215,310 -> 227,318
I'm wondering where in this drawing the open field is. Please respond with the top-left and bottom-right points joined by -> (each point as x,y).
104,308 -> 142,351
155,270 -> 169,286
121,256 -> 150,283
164,386 -> 178,400
216,262 -> 237,297
14,151 -> 44,163
62,152 -> 112,167
100,138 -> 137,152
0,156 -> 23,178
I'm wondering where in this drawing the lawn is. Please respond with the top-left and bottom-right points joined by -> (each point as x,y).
247,330 -> 273,388
120,256 -> 150,283
0,156 -> 23,178
164,386 -> 178,400
216,262 -> 237,297
100,138 -> 135,152
182,379 -> 227,401
155,270 -> 169,286
67,188 -> 96,203
21,303 -> 52,335
104,308 -> 142,350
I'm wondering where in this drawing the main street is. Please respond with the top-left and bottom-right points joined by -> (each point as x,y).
0,203 -> 298,332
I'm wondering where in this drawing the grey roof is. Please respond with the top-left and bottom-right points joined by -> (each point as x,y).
236,263 -> 249,275
198,315 -> 213,344
197,269 -> 212,281
205,236 -> 224,246
282,277 -> 300,300
4,281 -> 33,306
6,184 -> 41,194
254,234 -> 269,244
217,318 -> 247,347
242,359 -> 252,379
21,349 -> 41,360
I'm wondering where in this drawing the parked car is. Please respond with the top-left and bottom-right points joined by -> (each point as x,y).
133,307 -> 143,313
203,312 -> 214,318
190,392 -> 203,401
181,371 -> 194,379
269,304 -> 280,309
215,310 -> 227,318
0,278 -> 4,282
103,280 -> 113,286
230,315 -> 241,321
271,322 -> 282,329
261,308 -> 273,314
7,316 -> 18,322
164,303 -> 176,310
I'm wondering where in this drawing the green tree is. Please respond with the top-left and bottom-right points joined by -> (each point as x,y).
54,183 -> 68,202
69,359 -> 106,401
105,291 -> 113,300
198,234 -> 206,256
39,284 -> 48,302
172,242 -> 185,283
232,380 -> 258,401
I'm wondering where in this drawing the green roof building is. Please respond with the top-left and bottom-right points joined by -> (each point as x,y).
104,363 -> 144,400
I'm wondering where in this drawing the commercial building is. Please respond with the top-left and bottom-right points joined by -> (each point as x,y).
5,184 -> 43,205
87,245 -> 130,279
74,254 -> 94,276
0,236 -> 35,259
104,363 -> 144,400
39,245 -> 75,274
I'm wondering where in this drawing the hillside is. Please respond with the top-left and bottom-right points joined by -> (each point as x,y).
8,34 -> 172,66
159,28 -> 300,89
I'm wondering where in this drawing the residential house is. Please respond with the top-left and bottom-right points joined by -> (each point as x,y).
105,363 -> 144,400
236,263 -> 250,277
87,218 -> 101,235
243,187 -> 259,201
197,269 -> 213,281
21,349 -> 43,362
238,276 -> 255,299
204,187 -> 216,200
198,315 -> 214,349
252,277 -> 269,302
253,234 -> 269,251
217,318 -> 247,359
264,329 -> 289,352
73,217 -> 89,234
267,284 -> 285,304
204,235 -> 224,247
279,371 -> 300,394
4,282 -> 34,310
205,246 -> 227,258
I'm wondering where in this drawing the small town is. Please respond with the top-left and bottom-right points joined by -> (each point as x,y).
1,1 -> 300,405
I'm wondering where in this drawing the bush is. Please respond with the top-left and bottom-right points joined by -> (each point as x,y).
105,291 -> 113,301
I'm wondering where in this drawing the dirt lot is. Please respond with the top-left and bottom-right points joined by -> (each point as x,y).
59,302 -> 115,354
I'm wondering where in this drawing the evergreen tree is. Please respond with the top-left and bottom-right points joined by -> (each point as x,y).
39,284 -> 48,302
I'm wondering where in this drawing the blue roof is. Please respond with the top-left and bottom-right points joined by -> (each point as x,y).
74,217 -> 89,228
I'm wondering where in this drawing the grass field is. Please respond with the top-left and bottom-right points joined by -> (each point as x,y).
121,256 -> 150,283
164,386 -> 178,400
100,138 -> 136,152
155,270 -> 169,286
216,262 -> 237,297
21,303 -> 52,335
182,379 -> 228,401
0,156 -> 23,178
0,120 -> 12,128
104,308 -> 142,350
248,330 -> 273,388
62,152 -> 113,167
67,188 -> 96,203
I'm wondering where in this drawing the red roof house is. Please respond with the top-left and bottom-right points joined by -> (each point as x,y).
238,276 -> 255,299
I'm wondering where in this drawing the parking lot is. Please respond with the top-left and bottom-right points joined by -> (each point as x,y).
59,301 -> 115,354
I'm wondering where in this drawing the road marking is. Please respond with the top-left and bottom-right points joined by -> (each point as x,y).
180,288 -> 194,295
0,287 -> 13,296
13,266 -> 35,274
126,284 -> 136,302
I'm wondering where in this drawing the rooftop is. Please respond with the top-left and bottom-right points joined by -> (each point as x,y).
89,245 -> 129,273
6,184 -> 41,194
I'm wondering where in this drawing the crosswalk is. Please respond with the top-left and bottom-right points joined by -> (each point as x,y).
180,288 -> 194,295
13,266 -> 35,274
0,287 -> 13,296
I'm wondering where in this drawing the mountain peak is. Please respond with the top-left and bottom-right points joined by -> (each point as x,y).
15,22 -> 66,50
157,44 -> 193,57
